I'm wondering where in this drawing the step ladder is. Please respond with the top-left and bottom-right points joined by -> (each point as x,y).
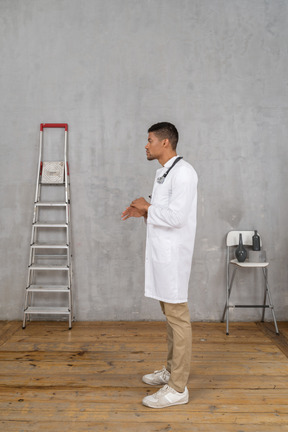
23,123 -> 73,329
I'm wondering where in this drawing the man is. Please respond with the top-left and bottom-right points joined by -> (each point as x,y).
122,122 -> 198,408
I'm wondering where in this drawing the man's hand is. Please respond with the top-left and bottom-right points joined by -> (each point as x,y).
131,197 -> 151,213
121,197 -> 151,221
121,206 -> 146,221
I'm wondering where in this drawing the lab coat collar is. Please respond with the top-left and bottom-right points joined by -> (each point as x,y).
163,155 -> 179,168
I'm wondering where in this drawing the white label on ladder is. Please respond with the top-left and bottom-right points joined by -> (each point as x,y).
42,162 -> 64,184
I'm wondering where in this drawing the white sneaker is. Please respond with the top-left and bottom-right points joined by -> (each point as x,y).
142,384 -> 189,408
142,367 -> 170,386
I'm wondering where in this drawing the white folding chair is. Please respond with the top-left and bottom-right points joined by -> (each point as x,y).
221,230 -> 279,335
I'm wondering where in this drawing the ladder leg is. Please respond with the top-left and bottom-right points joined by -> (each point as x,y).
22,312 -> 26,329
22,288 -> 29,329
68,260 -> 73,329
69,306 -> 72,330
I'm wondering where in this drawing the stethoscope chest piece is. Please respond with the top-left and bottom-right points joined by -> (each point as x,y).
156,156 -> 183,185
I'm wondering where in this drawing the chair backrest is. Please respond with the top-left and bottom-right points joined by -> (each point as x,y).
226,230 -> 262,247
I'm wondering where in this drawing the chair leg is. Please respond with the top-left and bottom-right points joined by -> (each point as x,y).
221,302 -> 227,323
226,306 -> 230,335
262,268 -> 279,335
261,268 -> 268,322
222,267 -> 237,335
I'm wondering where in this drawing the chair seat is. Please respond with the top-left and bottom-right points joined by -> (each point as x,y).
230,258 -> 269,268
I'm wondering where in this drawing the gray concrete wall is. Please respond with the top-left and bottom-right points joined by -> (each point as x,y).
1,0 -> 288,321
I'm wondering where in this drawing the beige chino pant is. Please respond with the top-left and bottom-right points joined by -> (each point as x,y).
160,301 -> 192,393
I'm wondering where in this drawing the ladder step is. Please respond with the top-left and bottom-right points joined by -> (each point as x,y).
31,243 -> 69,249
27,285 -> 70,292
33,222 -> 67,228
35,202 -> 68,207
40,182 -> 65,185
29,264 -> 69,270
24,307 -> 70,315
32,256 -> 67,260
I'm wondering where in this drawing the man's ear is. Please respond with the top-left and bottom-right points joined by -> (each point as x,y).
162,138 -> 170,148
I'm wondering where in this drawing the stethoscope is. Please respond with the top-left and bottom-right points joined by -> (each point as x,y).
156,156 -> 183,184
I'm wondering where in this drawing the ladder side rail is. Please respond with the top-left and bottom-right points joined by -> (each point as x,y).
34,128 -> 43,206
68,265 -> 73,328
64,129 -> 69,206
66,158 -> 73,323
70,266 -> 73,308
64,128 -> 70,250
33,185 -> 41,224
66,224 -> 70,246
26,259 -> 32,288
30,225 -> 35,246
67,244 -> 70,267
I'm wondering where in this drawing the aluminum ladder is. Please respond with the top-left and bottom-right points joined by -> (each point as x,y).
23,123 -> 73,329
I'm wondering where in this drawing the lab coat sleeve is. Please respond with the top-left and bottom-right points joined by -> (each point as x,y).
147,167 -> 197,229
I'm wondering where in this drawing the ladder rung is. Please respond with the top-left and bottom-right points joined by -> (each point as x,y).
24,307 -> 70,315
33,222 -> 68,228
27,285 -> 70,292
29,264 -> 69,270
35,202 -> 68,207
40,182 -> 65,185
233,305 -> 270,308
32,256 -> 67,261
31,243 -> 69,249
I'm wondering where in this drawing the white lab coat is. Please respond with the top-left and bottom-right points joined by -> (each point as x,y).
145,156 -> 198,303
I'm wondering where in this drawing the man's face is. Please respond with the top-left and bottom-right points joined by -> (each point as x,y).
145,132 -> 165,161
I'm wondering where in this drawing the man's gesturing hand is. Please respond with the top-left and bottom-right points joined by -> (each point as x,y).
121,197 -> 151,221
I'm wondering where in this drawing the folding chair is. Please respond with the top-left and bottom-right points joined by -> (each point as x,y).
221,230 -> 279,335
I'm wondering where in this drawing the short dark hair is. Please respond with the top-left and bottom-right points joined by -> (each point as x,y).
148,122 -> 179,150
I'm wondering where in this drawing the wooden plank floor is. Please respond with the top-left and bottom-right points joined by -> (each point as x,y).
0,321 -> 288,432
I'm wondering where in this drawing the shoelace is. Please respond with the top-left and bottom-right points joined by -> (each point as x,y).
156,384 -> 173,396
154,367 -> 170,377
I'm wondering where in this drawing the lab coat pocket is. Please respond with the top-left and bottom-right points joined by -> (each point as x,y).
150,236 -> 172,264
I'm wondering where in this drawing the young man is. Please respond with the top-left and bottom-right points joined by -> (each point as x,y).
122,122 -> 198,408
